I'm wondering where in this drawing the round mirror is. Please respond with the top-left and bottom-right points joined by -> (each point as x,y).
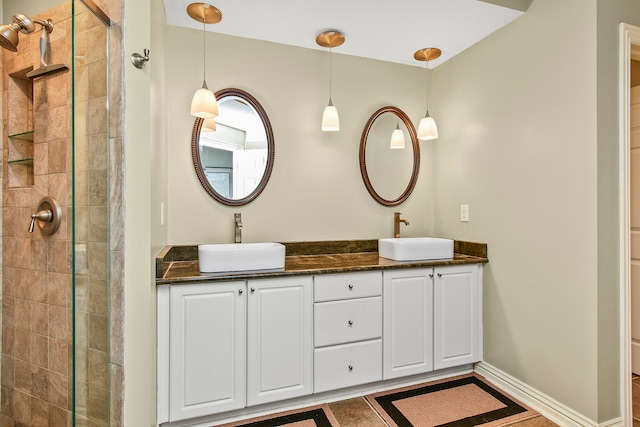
192,88 -> 275,206
359,106 -> 420,206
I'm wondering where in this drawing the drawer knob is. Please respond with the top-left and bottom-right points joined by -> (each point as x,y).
348,365 -> 353,371
348,320 -> 353,326
348,284 -> 354,290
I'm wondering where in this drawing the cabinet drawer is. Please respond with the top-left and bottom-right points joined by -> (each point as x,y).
314,297 -> 382,347
314,271 -> 382,302
314,340 -> 382,393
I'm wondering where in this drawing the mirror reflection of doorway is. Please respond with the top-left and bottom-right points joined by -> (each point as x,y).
205,166 -> 233,199
198,99 -> 268,200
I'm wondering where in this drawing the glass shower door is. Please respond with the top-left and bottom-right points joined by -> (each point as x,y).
72,0 -> 115,425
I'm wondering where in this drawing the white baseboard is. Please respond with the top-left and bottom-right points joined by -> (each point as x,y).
475,362 -> 623,427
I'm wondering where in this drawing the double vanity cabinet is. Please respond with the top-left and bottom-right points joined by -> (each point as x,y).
156,243 -> 486,426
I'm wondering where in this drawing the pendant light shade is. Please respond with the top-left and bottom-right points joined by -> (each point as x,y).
414,47 -> 441,141
321,98 -> 340,131
191,81 -> 218,119
201,116 -> 217,132
390,122 -> 405,149
316,30 -> 345,132
417,112 -> 438,141
188,3 -> 222,119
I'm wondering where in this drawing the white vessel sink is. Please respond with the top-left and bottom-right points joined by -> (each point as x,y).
378,237 -> 454,261
198,242 -> 286,273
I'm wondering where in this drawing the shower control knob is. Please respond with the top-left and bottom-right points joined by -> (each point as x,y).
28,196 -> 61,235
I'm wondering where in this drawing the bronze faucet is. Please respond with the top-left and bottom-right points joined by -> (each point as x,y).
234,213 -> 243,243
394,212 -> 409,238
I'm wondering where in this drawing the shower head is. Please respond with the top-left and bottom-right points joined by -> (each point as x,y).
0,14 -> 53,52
0,26 -> 19,52
0,14 -> 35,51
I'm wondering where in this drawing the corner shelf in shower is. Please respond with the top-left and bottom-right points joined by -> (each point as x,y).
7,131 -> 35,187
8,131 -> 34,141
7,158 -> 34,165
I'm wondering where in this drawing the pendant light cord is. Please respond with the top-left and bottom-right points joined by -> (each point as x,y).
329,46 -> 333,101
425,59 -> 429,114
202,18 -> 206,83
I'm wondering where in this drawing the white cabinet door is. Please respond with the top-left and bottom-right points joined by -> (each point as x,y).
247,276 -> 313,406
383,268 -> 434,379
169,282 -> 246,421
433,264 -> 482,369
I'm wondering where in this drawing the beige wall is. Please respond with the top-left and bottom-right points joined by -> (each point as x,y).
165,26 -> 434,244
151,0 -> 168,257
123,0 -> 155,425
145,0 -> 168,422
596,0 -> 640,421
432,0 -> 605,420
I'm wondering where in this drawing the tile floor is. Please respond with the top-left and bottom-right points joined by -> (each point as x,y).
633,374 -> 640,426
326,387 -> 558,427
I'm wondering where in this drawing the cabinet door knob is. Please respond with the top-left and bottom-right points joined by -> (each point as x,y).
348,320 -> 353,326
437,273 -> 442,277
429,273 -> 434,278
238,289 -> 243,295
348,284 -> 354,290
251,287 -> 255,293
348,365 -> 353,371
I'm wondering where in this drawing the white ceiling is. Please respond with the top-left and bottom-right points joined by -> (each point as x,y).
162,0 -> 526,68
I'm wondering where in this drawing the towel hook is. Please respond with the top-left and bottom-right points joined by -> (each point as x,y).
131,48 -> 150,69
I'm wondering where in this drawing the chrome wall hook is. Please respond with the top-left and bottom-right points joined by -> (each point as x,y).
131,48 -> 150,69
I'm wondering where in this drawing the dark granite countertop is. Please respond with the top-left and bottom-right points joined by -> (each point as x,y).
156,239 -> 488,285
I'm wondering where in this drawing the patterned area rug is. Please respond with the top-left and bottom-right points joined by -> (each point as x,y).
215,404 -> 340,427
365,374 -> 538,427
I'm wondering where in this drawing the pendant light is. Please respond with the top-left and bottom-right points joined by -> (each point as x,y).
316,30 -> 345,132
188,3 -> 222,119
414,47 -> 441,141
390,122 -> 405,149
201,117 -> 217,132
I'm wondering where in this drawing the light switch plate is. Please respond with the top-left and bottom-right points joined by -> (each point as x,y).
460,204 -> 469,222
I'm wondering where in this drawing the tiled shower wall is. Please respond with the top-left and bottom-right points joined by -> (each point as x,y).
0,0 -> 125,425
1,2 -> 75,425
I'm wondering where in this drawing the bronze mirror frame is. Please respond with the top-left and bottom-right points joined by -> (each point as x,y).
359,106 -> 420,206
191,88 -> 275,206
